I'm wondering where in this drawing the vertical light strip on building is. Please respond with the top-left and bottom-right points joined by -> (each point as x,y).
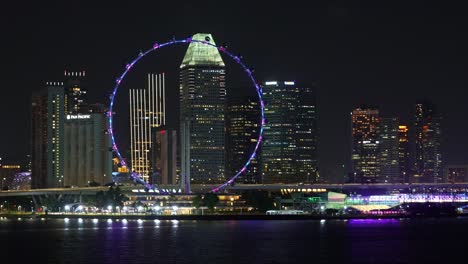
129,73 -> 165,182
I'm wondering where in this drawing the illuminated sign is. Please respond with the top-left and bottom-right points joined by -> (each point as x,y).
284,81 -> 295,85
265,81 -> 278,85
66,114 -> 91,120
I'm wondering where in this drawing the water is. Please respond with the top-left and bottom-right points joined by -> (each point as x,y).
1,216 -> 467,263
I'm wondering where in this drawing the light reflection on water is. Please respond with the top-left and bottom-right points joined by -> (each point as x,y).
2,217 -> 468,263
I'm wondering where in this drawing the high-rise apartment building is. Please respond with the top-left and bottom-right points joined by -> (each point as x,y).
180,33 -> 226,185
414,102 -> 442,183
31,83 -> 65,189
262,81 -> 318,184
351,107 -> 380,183
226,96 -> 261,183
129,73 -> 165,182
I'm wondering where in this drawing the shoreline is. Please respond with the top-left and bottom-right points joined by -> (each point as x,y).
1,213 -> 467,221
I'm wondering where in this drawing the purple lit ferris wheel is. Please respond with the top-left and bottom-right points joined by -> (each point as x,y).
108,36 -> 265,193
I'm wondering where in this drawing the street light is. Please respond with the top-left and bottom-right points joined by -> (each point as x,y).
1,177 -> 6,190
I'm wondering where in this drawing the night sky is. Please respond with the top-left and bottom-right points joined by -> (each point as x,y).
1,1 -> 467,182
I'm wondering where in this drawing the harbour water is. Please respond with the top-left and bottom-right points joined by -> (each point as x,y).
2,216 -> 467,263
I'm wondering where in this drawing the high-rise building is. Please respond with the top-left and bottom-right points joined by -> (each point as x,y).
129,73 -> 165,182
226,96 -> 261,183
63,111 -> 113,187
262,81 -> 318,184
31,82 -> 65,189
180,33 -> 226,185
414,102 -> 442,183
151,128 -> 177,185
398,125 -> 410,183
64,70 -> 87,114
380,117 -> 399,183
351,107 -> 380,183
295,86 -> 318,183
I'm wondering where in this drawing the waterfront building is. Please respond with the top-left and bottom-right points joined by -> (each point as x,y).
63,111 -> 113,187
31,83 -> 65,189
179,33 -> 226,185
261,81 -> 318,184
64,70 -> 87,114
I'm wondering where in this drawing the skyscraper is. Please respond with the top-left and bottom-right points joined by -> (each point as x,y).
180,33 -> 226,185
31,82 -> 65,189
262,81 -> 318,184
129,73 -> 166,183
226,96 -> 261,183
351,107 -> 380,183
151,128 -> 177,185
398,125 -> 410,183
63,110 -> 113,187
295,86 -> 318,183
414,102 -> 442,183
380,117 -> 399,183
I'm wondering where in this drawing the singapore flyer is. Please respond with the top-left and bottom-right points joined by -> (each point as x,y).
108,35 -> 265,193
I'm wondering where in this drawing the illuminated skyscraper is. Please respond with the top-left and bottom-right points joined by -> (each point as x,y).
351,107 -> 380,183
31,82 -> 65,188
226,96 -> 261,183
262,81 -> 318,184
63,110 -> 113,187
414,102 -> 442,183
379,117 -> 399,183
180,33 -> 226,185
129,73 -> 165,183
398,125 -> 410,183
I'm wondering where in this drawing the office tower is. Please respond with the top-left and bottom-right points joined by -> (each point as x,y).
31,82 -> 65,188
180,33 -> 226,185
414,102 -> 442,183
129,73 -> 165,183
295,86 -> 318,183
63,110 -> 113,187
151,128 -> 177,185
398,125 -> 410,183
351,107 -> 380,183
226,96 -> 261,183
64,70 -> 87,114
262,81 -> 318,184
379,117 -> 399,183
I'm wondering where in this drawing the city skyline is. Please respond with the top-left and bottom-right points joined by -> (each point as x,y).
1,2 -> 468,183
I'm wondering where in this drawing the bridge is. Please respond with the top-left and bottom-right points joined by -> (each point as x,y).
2,182 -> 468,197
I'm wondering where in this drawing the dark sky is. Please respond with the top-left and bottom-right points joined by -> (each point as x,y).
1,1 -> 467,182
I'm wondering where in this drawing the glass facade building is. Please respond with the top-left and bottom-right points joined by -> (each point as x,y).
414,102 -> 442,183
226,96 -> 261,183
262,81 -> 317,184
179,33 -> 226,185
351,107 -> 380,183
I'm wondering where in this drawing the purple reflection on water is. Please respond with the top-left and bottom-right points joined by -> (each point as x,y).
348,218 -> 401,225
